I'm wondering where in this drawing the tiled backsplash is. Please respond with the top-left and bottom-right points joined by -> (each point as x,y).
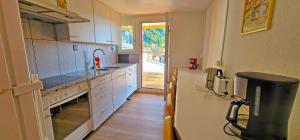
22,18 -> 117,79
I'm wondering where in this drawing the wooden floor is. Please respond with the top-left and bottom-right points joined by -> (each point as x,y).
142,72 -> 165,89
86,93 -> 165,140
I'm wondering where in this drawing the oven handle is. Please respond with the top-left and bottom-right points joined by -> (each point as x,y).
49,91 -> 88,109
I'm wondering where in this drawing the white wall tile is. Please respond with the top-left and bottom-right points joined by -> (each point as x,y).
24,39 -> 37,74
74,43 -> 88,71
57,41 -> 76,74
29,19 -> 56,40
87,44 -> 116,68
33,40 -> 60,79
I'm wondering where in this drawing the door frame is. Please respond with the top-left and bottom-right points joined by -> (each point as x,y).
0,16 -> 22,140
139,20 -> 169,93
0,0 -> 41,139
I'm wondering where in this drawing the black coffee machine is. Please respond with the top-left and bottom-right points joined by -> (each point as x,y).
226,72 -> 299,140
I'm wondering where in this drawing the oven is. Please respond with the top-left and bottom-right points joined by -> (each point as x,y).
50,91 -> 90,140
42,81 -> 92,140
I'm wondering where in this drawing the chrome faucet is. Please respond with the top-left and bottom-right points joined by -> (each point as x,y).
93,49 -> 105,69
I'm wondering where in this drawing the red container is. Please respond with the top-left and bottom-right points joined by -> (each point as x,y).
189,58 -> 198,69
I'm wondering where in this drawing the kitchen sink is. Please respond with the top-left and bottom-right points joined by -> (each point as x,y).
104,66 -> 121,69
98,68 -> 110,71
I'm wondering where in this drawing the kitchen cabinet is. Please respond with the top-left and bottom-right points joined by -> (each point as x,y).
110,10 -> 121,45
93,0 -> 112,44
126,64 -> 137,98
90,78 -> 114,130
112,70 -> 127,111
56,0 -> 95,43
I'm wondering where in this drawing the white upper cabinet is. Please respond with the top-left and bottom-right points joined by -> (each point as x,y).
67,0 -> 95,42
55,0 -> 121,44
110,10 -> 121,45
93,0 -> 112,44
56,0 -> 95,43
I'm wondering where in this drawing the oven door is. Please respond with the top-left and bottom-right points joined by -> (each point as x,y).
50,91 -> 90,140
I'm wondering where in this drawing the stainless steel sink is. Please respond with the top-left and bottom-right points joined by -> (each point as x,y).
104,66 -> 121,69
98,68 -> 110,71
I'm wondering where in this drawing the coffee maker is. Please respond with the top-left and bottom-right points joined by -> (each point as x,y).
226,72 -> 299,140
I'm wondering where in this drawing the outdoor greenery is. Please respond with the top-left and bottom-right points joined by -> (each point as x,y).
121,25 -> 166,50
143,28 -> 165,49
121,29 -> 134,44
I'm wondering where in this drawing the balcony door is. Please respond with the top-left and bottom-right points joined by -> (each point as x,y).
142,22 -> 166,90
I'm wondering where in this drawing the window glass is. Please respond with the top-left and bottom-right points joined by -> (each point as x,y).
121,25 -> 134,51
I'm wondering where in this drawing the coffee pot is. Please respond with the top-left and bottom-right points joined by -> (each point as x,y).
226,72 -> 299,140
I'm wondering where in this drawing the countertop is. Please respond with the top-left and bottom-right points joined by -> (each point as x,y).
41,63 -> 134,92
174,69 -> 240,140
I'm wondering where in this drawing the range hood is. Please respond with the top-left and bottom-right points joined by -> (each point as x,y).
18,0 -> 89,24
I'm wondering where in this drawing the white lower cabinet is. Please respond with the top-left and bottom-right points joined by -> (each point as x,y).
112,74 -> 127,111
126,64 -> 138,98
90,65 -> 137,130
90,74 -> 114,130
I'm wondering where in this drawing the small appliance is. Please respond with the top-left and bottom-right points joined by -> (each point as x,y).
189,58 -> 199,69
213,76 -> 233,96
205,68 -> 223,90
225,72 -> 299,140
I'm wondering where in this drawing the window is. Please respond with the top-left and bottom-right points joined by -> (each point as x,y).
120,25 -> 134,51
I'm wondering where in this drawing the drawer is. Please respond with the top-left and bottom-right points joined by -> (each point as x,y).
132,64 -> 137,71
90,74 -> 112,89
46,82 -> 88,106
92,103 -> 114,130
91,84 -> 113,113
112,68 -> 126,79
91,81 -> 112,98
127,66 -> 133,72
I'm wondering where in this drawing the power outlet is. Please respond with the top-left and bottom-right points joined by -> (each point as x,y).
216,60 -> 223,67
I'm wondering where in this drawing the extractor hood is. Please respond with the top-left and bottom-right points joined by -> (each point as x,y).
18,0 -> 89,24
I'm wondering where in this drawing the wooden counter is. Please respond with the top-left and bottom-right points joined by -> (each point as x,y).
174,69 -> 239,140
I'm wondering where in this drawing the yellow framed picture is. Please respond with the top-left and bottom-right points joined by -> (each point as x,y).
241,0 -> 275,35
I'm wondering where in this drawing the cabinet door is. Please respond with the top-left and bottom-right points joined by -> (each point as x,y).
110,10 -> 121,45
120,75 -> 127,104
67,0 -> 95,42
93,0 -> 111,44
132,65 -> 138,92
112,75 -> 127,111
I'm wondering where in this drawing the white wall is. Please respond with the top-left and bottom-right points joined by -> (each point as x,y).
169,11 -> 206,76
222,0 -> 300,139
205,0 -> 300,139
202,0 -> 228,69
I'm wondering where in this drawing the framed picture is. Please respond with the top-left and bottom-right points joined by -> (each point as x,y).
241,0 -> 275,35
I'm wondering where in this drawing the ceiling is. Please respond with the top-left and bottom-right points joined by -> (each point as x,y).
98,0 -> 213,16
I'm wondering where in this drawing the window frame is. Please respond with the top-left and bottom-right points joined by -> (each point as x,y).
119,24 -> 136,53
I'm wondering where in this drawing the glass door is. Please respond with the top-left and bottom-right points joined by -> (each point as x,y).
142,22 -> 166,89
